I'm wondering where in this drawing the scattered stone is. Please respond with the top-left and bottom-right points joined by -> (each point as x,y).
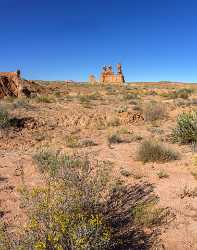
14,165 -> 24,177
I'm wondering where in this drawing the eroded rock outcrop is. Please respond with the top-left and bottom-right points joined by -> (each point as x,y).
88,74 -> 97,84
0,70 -> 22,98
0,70 -> 44,98
100,64 -> 125,84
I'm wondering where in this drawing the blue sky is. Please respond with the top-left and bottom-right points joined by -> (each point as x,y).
0,0 -> 197,82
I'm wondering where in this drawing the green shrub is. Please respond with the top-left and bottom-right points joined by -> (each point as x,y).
0,157 -> 168,250
0,222 -> 12,250
123,92 -> 139,100
78,93 -> 102,104
162,88 -> 193,100
3,96 -> 16,103
120,169 -> 131,177
33,148 -> 61,176
12,98 -> 31,109
0,106 -> 10,128
107,133 -> 122,145
105,86 -> 118,95
132,202 -> 165,227
80,139 -> 97,147
173,99 -> 190,107
129,100 -> 139,105
176,88 -> 193,99
65,95 -> 74,102
118,127 -> 129,134
157,170 -> 169,179
172,111 -> 197,144
137,140 -> 178,163
17,151 -> 112,249
79,95 -> 91,103
36,95 -> 54,103
65,134 -> 80,148
115,105 -> 128,113
88,92 -> 102,100
143,90 -> 158,96
143,101 -> 167,122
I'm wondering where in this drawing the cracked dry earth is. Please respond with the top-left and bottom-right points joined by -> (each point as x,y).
1,82 -> 197,249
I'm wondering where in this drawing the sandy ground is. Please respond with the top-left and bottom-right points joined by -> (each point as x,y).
1,82 -> 197,249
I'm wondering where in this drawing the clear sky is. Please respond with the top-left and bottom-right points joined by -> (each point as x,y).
0,0 -> 197,82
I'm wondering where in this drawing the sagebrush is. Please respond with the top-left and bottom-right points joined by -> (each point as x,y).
172,111 -> 197,144
0,106 -> 10,128
137,140 -> 179,163
143,101 -> 167,122
0,150 -> 167,249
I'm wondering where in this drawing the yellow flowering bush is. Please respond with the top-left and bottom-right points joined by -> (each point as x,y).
0,150 -> 166,250
13,151 -> 111,249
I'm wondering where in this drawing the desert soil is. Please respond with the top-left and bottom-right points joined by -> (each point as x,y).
1,82 -> 197,249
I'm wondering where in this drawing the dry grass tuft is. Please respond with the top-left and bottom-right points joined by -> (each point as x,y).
137,140 -> 179,163
143,101 -> 167,122
0,105 -> 10,129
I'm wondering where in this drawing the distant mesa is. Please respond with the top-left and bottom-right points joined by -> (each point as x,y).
65,80 -> 75,83
89,64 -> 125,85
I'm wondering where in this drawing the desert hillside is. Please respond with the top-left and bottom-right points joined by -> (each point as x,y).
1,82 -> 197,249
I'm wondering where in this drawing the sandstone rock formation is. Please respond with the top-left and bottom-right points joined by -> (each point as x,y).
0,70 -> 43,99
88,74 -> 97,84
100,64 -> 125,84
0,70 -> 22,98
